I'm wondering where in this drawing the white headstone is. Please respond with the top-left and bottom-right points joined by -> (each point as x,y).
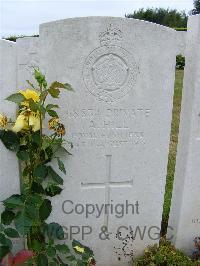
39,17 -> 180,265
0,40 -> 23,253
176,30 -> 187,56
168,14 -> 200,255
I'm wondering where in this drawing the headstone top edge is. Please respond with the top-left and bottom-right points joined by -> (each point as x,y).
188,13 -> 200,30
16,36 -> 39,43
39,16 -> 178,34
189,14 -> 200,19
0,39 -> 16,46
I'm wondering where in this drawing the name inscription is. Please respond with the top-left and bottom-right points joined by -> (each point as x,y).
64,108 -> 151,148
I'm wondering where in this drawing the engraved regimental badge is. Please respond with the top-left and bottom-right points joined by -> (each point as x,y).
83,25 -> 139,103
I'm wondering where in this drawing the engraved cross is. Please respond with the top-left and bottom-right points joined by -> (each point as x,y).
81,155 -> 133,228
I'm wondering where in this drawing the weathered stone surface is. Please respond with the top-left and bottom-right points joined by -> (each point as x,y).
39,17 -> 180,265
176,30 -> 187,55
16,37 -> 40,88
168,14 -> 200,255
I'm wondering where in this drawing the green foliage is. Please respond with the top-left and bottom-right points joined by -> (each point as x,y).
162,70 -> 184,234
174,27 -> 187,31
176,54 -> 185,70
133,239 -> 200,265
0,225 -> 13,260
49,81 -> 74,92
3,35 -> 39,42
0,246 -> 10,260
6,93 -> 26,103
126,8 -> 188,28
191,0 -> 200,15
0,130 -> 20,151
57,158 -> 66,174
0,69 -> 95,265
39,199 -> 52,220
1,210 -> 15,225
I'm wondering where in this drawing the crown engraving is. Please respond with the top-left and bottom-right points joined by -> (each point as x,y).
99,25 -> 123,46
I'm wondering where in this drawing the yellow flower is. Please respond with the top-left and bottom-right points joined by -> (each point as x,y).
88,257 -> 96,266
48,117 -> 59,130
74,246 -> 85,253
0,113 -> 8,129
12,114 -> 28,132
19,89 -> 40,104
56,123 -> 66,136
12,111 -> 41,133
29,113 -> 40,132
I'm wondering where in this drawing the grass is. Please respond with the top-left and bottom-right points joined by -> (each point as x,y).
162,70 -> 184,233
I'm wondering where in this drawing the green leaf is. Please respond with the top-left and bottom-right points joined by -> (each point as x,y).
0,130 -> 20,152
46,104 -> 59,111
47,109 -> 58,117
42,223 -> 64,240
45,147 -> 53,161
55,244 -> 70,253
34,68 -> 47,89
26,79 -> 36,90
23,166 -> 30,177
0,233 -> 6,244
3,194 -> 23,209
32,131 -> 41,145
14,210 -> 32,236
49,262 -> 57,266
38,104 -> 46,116
40,90 -> 48,101
45,185 -> 62,197
29,99 -> 39,112
57,255 -> 68,265
47,246 -> 56,257
39,199 -> 52,220
66,255 -> 76,262
49,81 -> 64,90
32,240 -> 43,252
48,88 -> 60,98
37,254 -> 48,266
4,228 -> 19,238
6,93 -> 25,103
25,204 -> 38,220
25,258 -> 35,266
57,158 -> 66,174
29,194 -> 43,205
77,260 -> 87,266
0,233 -> 12,249
49,81 -> 73,92
0,224 -> 4,232
63,83 -> 74,91
31,182 -> 45,194
34,165 -> 48,179
17,150 -> 29,161
48,166 -> 63,185
60,146 -> 72,156
0,245 -> 10,260
1,210 -> 15,225
21,195 -> 42,221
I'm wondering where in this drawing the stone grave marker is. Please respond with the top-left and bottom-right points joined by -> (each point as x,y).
168,14 -> 200,256
37,17 -> 181,265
